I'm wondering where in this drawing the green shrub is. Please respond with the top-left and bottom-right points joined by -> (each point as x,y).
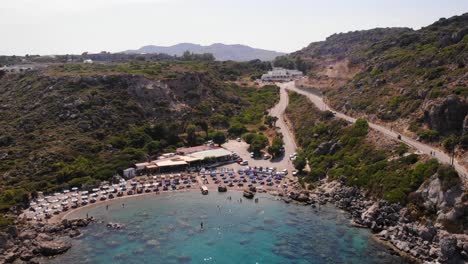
437,165 -> 460,191
418,129 -> 439,142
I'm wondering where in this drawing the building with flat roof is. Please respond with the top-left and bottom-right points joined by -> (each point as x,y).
176,145 -> 217,155
188,148 -> 233,160
131,145 -> 234,174
261,67 -> 303,82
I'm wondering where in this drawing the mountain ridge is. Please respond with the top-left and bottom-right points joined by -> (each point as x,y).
123,43 -> 285,61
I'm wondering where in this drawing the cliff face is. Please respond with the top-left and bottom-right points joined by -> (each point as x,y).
423,95 -> 468,134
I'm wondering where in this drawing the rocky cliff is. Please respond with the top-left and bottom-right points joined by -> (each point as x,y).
289,12 -> 468,147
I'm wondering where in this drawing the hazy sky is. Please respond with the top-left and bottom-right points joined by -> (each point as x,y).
1,0 -> 467,55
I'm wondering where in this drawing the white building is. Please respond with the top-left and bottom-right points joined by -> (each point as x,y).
123,168 -> 136,179
261,67 -> 303,82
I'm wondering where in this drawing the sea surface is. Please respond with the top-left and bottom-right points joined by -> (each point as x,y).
50,191 -> 408,264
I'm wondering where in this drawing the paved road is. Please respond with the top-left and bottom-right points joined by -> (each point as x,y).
222,85 -> 297,174
280,81 -> 468,186
269,85 -> 297,173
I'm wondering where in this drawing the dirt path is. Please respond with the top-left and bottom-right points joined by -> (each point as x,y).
280,81 -> 468,187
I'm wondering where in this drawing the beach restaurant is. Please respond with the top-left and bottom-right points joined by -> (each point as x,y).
128,145 -> 234,175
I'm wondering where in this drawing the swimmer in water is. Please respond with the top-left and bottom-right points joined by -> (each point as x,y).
201,222 -> 204,229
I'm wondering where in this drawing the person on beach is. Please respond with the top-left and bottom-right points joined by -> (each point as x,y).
106,205 -> 109,210
86,213 -> 89,218
122,203 -> 125,208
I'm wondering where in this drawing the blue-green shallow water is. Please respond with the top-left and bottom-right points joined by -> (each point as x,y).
50,192 -> 407,264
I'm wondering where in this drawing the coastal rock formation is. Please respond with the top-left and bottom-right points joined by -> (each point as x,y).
312,180 -> 468,263
289,191 -> 310,203
0,218 -> 93,263
37,240 -> 72,256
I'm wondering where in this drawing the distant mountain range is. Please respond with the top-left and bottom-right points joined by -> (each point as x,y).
123,43 -> 285,61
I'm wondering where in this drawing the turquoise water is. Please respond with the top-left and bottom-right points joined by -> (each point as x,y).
51,192 -> 407,264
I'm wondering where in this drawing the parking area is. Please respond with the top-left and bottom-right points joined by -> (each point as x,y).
222,140 -> 294,174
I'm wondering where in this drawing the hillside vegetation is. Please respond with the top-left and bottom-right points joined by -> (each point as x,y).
285,92 -> 460,205
0,61 -> 278,225
284,13 -> 468,150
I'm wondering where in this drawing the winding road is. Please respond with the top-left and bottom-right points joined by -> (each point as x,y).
279,81 -> 468,186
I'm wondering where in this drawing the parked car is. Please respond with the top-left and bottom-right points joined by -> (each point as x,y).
236,138 -> 241,142
292,170 -> 298,176
250,152 -> 255,158
263,154 -> 270,160
240,160 -> 248,166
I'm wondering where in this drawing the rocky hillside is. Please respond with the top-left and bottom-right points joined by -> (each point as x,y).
286,91 -> 467,263
0,61 -> 279,225
288,13 -> 468,155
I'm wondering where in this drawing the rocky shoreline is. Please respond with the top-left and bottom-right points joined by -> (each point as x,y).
2,179 -> 466,263
282,180 -> 467,263
0,218 -> 94,263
